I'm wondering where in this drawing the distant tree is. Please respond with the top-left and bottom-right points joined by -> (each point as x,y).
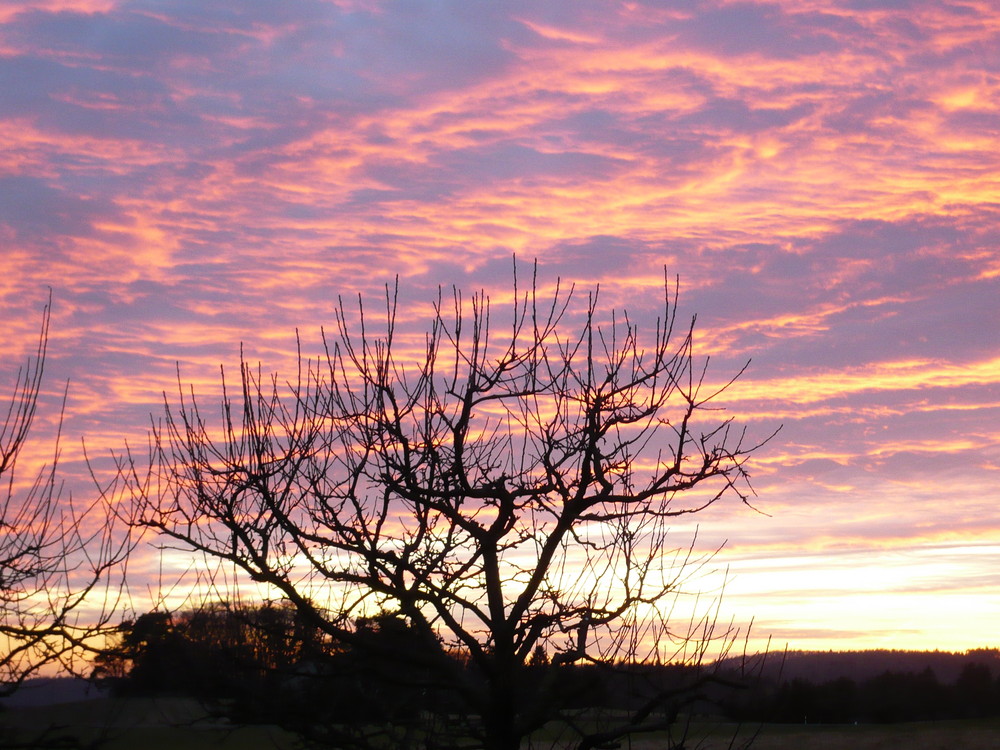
94,611 -> 186,694
120,270 -> 773,750
821,676 -> 859,723
527,644 -> 549,668
95,600 -> 321,700
0,296 -> 129,697
771,678 -> 818,723
856,668 -> 947,723
954,662 -> 996,718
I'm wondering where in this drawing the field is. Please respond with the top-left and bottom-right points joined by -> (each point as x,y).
699,719 -> 1000,750
2,698 -> 999,749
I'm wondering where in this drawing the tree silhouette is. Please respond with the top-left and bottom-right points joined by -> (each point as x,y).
955,662 -> 997,718
121,271 -> 772,750
94,600 -> 322,706
1,295 -> 129,697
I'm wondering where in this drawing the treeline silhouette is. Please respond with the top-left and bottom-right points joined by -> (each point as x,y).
747,648 -> 1000,684
722,650 -> 1000,723
94,605 -> 1000,729
93,604 -> 452,728
93,603 -> 735,734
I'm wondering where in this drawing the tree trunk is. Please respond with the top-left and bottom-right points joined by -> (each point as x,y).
483,665 -> 521,750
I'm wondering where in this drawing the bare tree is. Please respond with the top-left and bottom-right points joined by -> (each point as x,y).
123,271 -> 773,750
0,295 -> 129,697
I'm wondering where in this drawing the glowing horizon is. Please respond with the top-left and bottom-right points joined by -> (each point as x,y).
2,0 -> 998,655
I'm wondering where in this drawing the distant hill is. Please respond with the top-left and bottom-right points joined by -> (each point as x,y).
1,677 -> 108,708
725,648 -> 1000,684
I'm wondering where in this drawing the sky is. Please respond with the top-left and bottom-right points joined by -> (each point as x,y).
1,0 -> 998,654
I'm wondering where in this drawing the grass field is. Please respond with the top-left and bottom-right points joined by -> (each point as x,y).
3,698 -> 999,749
696,718 -> 1000,750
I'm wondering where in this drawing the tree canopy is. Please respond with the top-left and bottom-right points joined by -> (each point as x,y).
118,272 -> 772,750
1,296 -> 128,697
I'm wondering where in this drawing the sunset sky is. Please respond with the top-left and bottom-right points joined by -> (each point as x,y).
2,0 -> 998,654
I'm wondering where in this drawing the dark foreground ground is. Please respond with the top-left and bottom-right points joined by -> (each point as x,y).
721,719 -> 1000,750
2,697 -> 999,749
